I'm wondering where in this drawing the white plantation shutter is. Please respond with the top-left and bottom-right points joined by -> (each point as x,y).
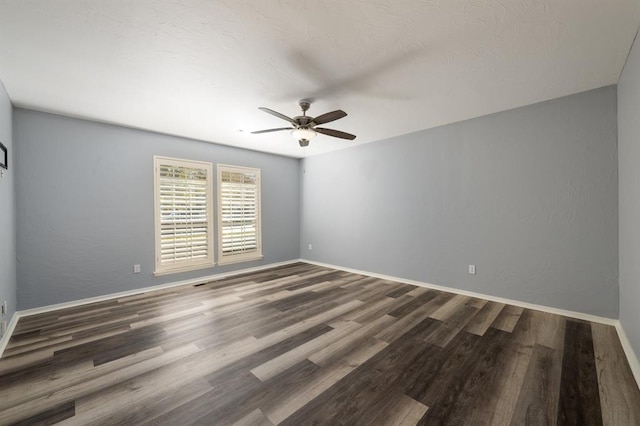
217,165 -> 262,264
154,157 -> 214,274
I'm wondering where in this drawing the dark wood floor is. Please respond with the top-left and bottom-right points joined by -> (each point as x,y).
1,263 -> 639,425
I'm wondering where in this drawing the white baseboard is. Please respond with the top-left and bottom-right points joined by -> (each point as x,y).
615,321 -> 640,388
0,259 -> 301,359
301,259 -> 618,326
0,312 -> 20,359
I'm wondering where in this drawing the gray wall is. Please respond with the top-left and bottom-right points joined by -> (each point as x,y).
15,109 -> 300,309
300,86 -> 618,318
8,85 -> 624,320
619,31 -> 640,358
0,79 -> 16,334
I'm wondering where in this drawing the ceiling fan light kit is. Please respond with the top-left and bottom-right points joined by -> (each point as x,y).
291,128 -> 317,145
252,99 -> 356,147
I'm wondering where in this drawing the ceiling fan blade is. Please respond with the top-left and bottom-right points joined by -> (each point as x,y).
251,127 -> 293,134
312,110 -> 347,125
315,127 -> 356,140
258,107 -> 296,124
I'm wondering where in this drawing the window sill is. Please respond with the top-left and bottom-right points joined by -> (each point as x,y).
154,262 -> 215,277
217,254 -> 264,266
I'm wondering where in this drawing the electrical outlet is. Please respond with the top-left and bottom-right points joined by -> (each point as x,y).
469,265 -> 476,275
308,244 -> 312,250
133,264 -> 141,274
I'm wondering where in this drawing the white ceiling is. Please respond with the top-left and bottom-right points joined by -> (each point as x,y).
0,1 -> 639,158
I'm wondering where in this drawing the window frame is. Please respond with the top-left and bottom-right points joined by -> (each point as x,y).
153,156 -> 215,276
217,164 -> 263,265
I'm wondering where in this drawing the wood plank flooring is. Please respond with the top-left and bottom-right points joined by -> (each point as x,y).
1,262 -> 639,425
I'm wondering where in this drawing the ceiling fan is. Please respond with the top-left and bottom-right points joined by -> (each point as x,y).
252,100 -> 356,147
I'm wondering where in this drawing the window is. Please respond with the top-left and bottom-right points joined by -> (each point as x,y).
154,156 -> 214,275
217,164 -> 262,264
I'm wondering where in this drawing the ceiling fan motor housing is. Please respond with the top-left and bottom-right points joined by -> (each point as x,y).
294,116 -> 313,126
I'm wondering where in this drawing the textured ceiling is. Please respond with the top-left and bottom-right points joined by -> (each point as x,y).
0,1 -> 639,158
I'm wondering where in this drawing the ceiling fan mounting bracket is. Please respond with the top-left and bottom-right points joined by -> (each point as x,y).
298,99 -> 311,114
